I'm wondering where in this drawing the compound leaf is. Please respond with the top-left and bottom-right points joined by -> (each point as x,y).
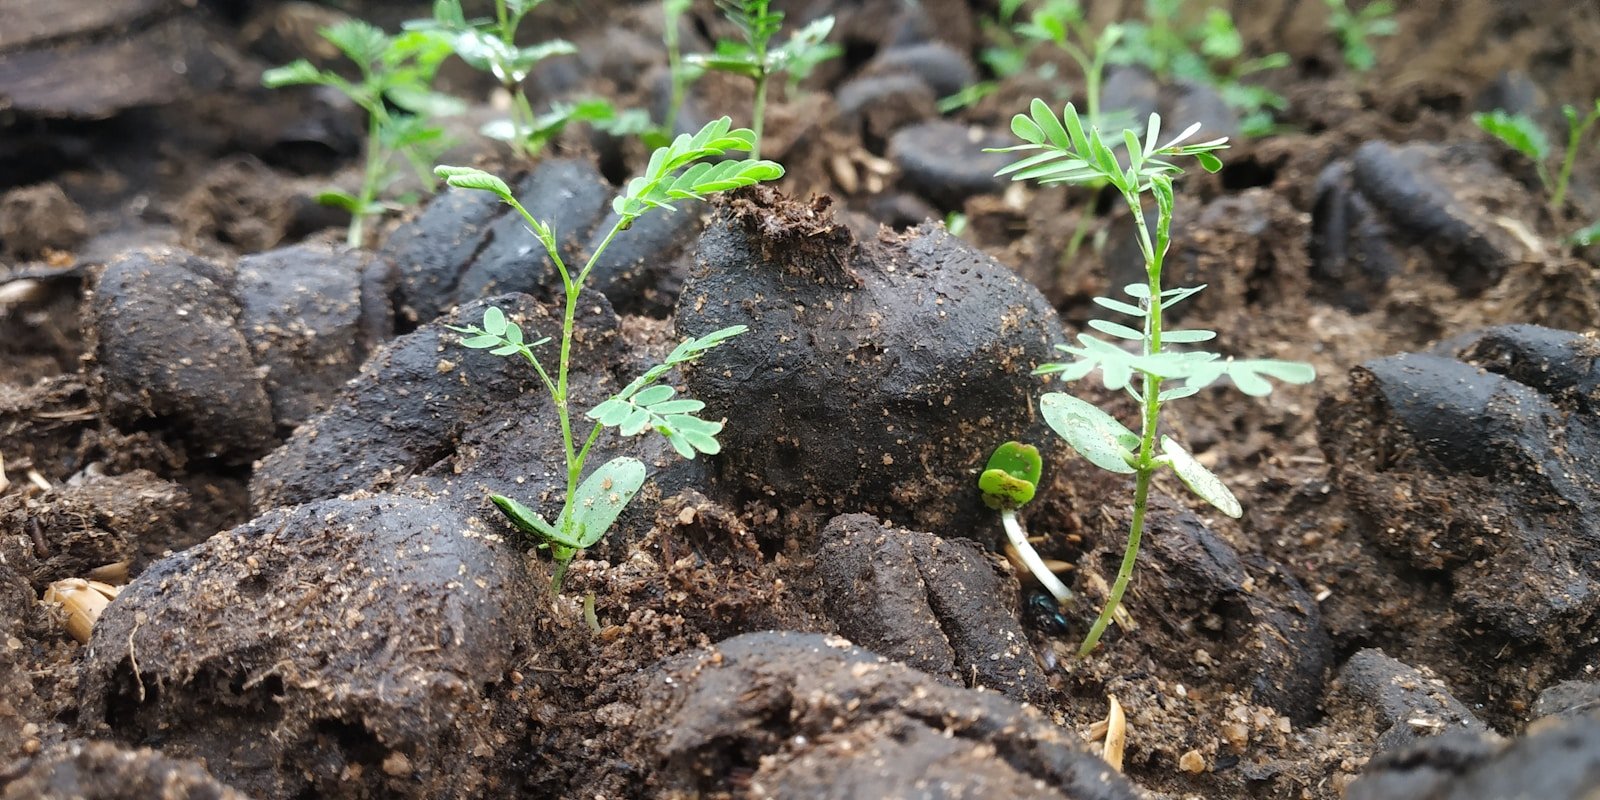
1474,110 -> 1550,162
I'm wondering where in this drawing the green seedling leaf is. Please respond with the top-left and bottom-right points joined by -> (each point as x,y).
1216,358 -> 1317,397
387,84 -> 466,117
313,189 -> 363,213
434,165 -> 513,197
1161,329 -> 1216,343
557,457 -> 647,549
632,384 -> 676,406
978,441 -> 1043,510
261,60 -> 329,88
1091,296 -> 1146,317
490,493 -> 564,542
1160,436 -> 1241,518
1474,110 -> 1550,162
481,306 -> 508,336
1160,284 -> 1207,308
323,20 -> 390,67
1570,220 -> 1600,246
1040,393 -> 1137,474
1088,319 -> 1144,340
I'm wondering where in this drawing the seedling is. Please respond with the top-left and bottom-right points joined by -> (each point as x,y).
979,441 -> 1074,607
1016,1 -> 1129,133
1323,0 -> 1397,73
411,0 -> 647,157
688,0 -> 840,160
436,118 -> 783,589
1475,101 -> 1600,243
264,20 -> 462,247
957,0 -> 1127,124
1109,0 -> 1290,137
990,101 -> 1315,655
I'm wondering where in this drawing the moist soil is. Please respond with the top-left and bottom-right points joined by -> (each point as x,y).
3,1 -> 1600,798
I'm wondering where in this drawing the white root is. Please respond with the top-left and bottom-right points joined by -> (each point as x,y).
1001,509 -> 1073,606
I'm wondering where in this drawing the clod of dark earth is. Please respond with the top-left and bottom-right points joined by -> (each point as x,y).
3,0 -> 1600,798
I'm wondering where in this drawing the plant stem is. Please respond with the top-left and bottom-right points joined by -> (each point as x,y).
1078,186 -> 1170,657
1002,509 -> 1074,606
1078,466 -> 1153,655
350,105 -> 387,248
554,221 -> 627,527
1062,203 -> 1096,263
664,7 -> 685,136
1551,106 -> 1600,212
751,73 -> 769,161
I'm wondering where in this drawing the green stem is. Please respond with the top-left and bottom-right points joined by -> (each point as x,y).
664,11 -> 685,136
1062,202 -> 1096,263
1077,466 -> 1154,656
1078,185 -> 1170,657
512,83 -> 541,159
350,105 -> 387,248
1551,108 -> 1600,212
751,73 -> 769,161
554,220 -> 627,524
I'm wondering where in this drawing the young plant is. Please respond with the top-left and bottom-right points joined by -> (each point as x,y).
411,0 -> 646,157
1324,0 -> 1397,73
688,0 -> 840,160
264,20 -> 462,247
1475,101 -> 1600,242
956,0 -> 1125,119
437,118 -> 784,589
1108,0 -> 1290,137
990,101 -> 1315,655
979,441 -> 1075,608
1016,1 -> 1129,133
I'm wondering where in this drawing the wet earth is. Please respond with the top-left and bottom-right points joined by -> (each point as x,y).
3,0 -> 1600,798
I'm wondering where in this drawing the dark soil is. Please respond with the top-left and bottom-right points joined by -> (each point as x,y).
3,0 -> 1600,798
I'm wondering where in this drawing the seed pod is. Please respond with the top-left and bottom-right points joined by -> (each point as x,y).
43,579 -> 122,644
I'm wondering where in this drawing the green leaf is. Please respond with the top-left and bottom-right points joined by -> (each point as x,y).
1160,284 -> 1207,308
979,441 -> 1042,510
1160,436 -> 1241,518
313,189 -> 363,213
458,334 -> 502,349
1161,329 -> 1216,343
262,60 -> 329,88
386,85 -> 466,117
1157,385 -> 1201,402
1040,393 -> 1137,474
632,384 -> 677,406
491,493 -> 566,543
646,399 -> 705,415
1087,319 -> 1144,340
434,166 -> 513,198
557,457 -> 647,549
1195,151 -> 1224,173
482,306 -> 507,336
1474,110 -> 1551,162
666,324 -> 748,364
1172,358 -> 1314,397
322,19 -> 390,67
1092,296 -> 1147,317
1569,220 -> 1600,246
